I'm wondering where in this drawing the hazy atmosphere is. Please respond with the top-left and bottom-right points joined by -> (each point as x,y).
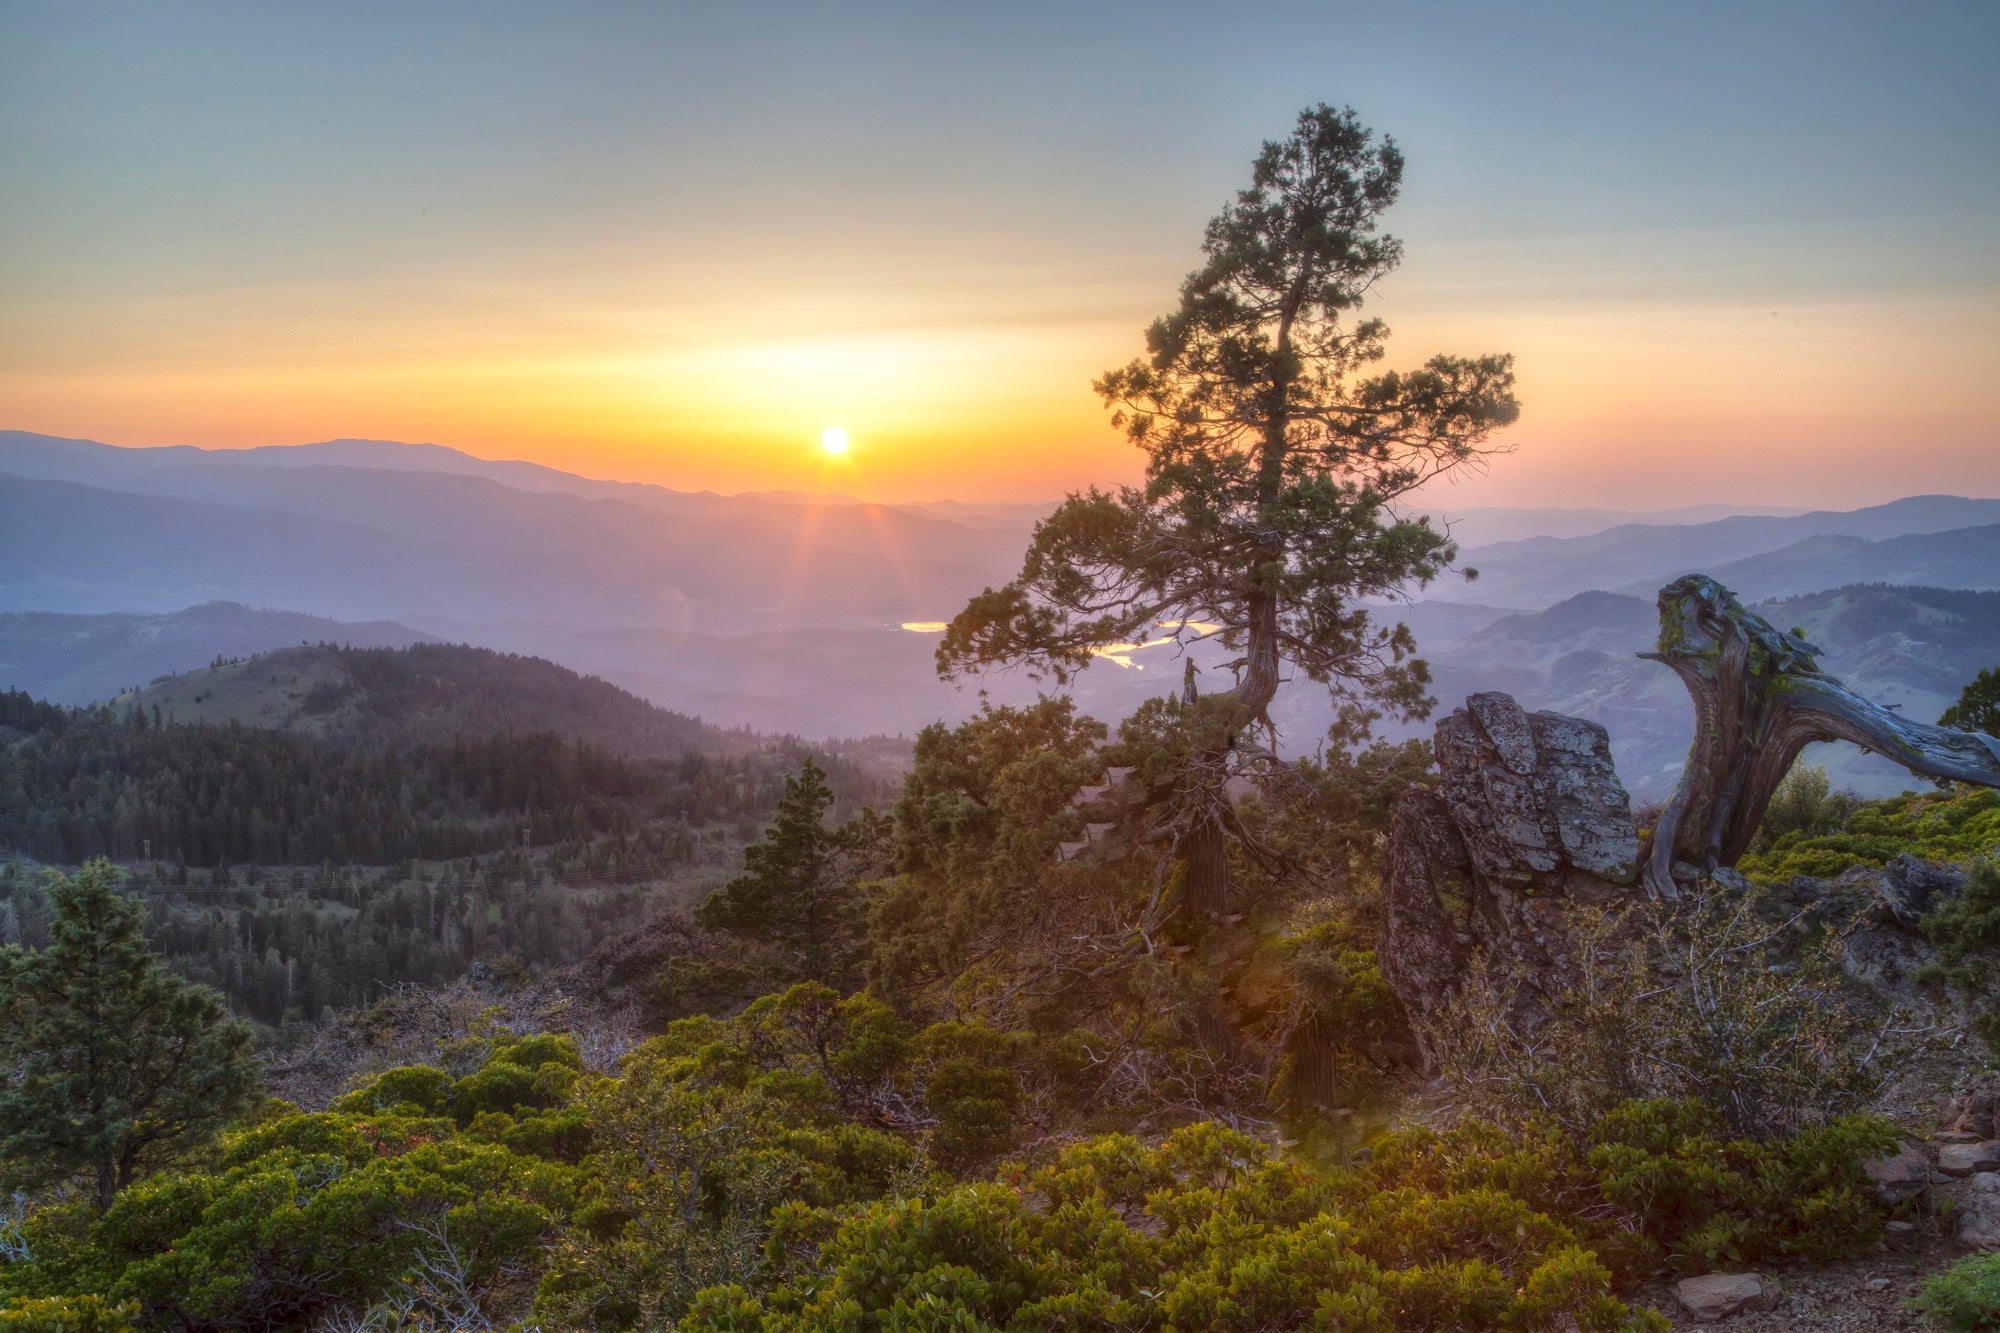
4,6 -> 2000,1332
6,1 -> 1997,505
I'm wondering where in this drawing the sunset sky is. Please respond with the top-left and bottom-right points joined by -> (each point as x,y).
3,1 -> 1996,508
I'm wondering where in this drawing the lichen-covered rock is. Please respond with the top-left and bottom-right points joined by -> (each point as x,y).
1432,693 -> 1639,890
1380,693 -> 1642,1042
1377,788 -> 1477,1061
1879,852 -> 1969,927
1954,1081 -> 2000,1139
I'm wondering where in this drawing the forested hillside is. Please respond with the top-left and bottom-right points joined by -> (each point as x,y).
0,601 -> 433,706
115,640 -> 742,756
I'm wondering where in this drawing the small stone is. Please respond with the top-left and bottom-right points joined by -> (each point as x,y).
1938,1141 -> 2000,1176
1675,1273 -> 1781,1322
1865,1147 -> 1931,1204
1938,1130 -> 1983,1144
1864,1277 -> 1892,1292
1886,1219 -> 1920,1248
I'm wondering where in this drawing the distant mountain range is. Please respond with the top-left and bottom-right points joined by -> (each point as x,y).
3,431 -> 1997,781
1454,495 -> 2000,605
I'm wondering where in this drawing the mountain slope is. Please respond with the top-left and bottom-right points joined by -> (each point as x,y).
114,641 -> 736,758
1629,524 -> 2000,602
0,603 -> 432,706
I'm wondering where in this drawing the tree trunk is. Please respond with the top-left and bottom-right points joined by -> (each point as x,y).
1172,581 -> 1282,923
1642,575 -> 2000,897
1182,817 -> 1232,918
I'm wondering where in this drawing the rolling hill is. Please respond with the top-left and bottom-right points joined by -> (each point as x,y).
0,602 -> 432,706
111,641 -> 738,759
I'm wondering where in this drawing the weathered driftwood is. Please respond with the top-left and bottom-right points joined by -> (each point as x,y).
1641,574 -> 2000,898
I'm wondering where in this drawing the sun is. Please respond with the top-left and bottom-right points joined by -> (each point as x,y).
820,426 -> 849,456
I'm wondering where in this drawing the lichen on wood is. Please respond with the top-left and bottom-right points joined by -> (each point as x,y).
1641,574 -> 2000,897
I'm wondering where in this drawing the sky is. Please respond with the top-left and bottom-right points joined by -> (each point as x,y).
3,1 -> 1996,508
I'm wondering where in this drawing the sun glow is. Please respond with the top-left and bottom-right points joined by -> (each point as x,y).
821,426 -> 849,455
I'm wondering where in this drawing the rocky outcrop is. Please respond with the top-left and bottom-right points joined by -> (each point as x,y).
1433,694 -> 1640,891
1379,693 -> 1641,1051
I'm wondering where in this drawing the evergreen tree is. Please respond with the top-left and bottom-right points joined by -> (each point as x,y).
1941,666 -> 2000,737
697,759 -> 878,983
0,860 -> 258,1208
937,103 -> 1517,915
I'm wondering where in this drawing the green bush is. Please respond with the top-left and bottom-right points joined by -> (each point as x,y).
0,1040 -> 586,1331
1366,1099 -> 1894,1279
1916,1249 -> 2000,1331
0,1297 -> 137,1333
1740,785 -> 2000,881
679,1122 -> 1665,1332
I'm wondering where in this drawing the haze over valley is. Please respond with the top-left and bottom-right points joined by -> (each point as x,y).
6,429 -> 1998,796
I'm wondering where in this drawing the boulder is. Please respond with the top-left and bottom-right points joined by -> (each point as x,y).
1938,1141 -> 2000,1178
1864,1146 -> 1931,1204
1380,694 -> 1641,1040
1674,1272 -> 1781,1321
1431,694 -> 1639,890
1960,1172 -> 2000,1248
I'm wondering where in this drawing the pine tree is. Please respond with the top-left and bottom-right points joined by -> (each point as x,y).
938,104 -> 1517,916
696,758 -> 877,982
0,860 -> 258,1208
1942,667 -> 2000,737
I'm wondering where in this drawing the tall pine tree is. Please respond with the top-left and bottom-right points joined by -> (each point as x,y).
938,104 -> 1518,915
696,759 -> 878,983
0,860 -> 259,1208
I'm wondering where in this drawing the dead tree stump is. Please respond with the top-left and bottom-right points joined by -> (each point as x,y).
1642,574 -> 2000,898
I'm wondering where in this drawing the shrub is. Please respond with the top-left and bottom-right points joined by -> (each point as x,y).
1583,1101 -> 1894,1273
0,1038 -> 587,1331
1425,884 -> 1913,1138
1750,764 -> 1861,854
1739,785 -> 2000,881
0,1297 -> 137,1333
1365,1100 -> 1893,1280
531,1017 -> 915,1331
1916,1249 -> 2000,1331
679,1123 -> 1666,1332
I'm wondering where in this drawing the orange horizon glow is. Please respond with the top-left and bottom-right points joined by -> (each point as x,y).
5,8 -> 1995,511
8,283 -> 1997,509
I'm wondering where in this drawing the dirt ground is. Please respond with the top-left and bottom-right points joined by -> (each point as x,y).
1638,1233 -> 1957,1329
